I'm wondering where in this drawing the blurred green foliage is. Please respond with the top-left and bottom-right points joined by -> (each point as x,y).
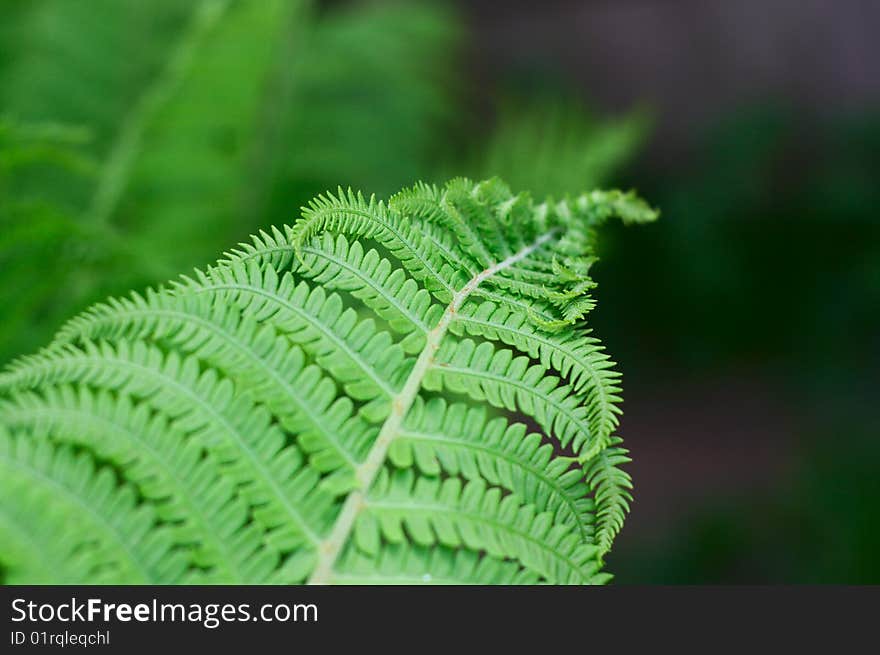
472,101 -> 648,199
0,0 -> 643,366
0,0 -> 466,364
0,119 -> 102,363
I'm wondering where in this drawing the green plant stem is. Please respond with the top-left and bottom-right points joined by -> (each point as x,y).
307,229 -> 557,584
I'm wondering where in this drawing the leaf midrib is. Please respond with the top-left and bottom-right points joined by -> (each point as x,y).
306,229 -> 557,584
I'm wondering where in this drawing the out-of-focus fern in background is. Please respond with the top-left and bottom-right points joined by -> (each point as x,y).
470,101 -> 648,199
0,0 -> 642,365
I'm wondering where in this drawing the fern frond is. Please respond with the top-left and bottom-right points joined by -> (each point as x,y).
1,340 -> 336,556
52,286 -> 374,484
583,437 -> 634,558
333,543 -> 538,585
391,179 -> 496,267
0,387 -> 272,582
396,398 -> 595,542
426,338 -> 605,460
299,234 -> 440,346
359,469 -> 603,584
0,430 -> 189,584
295,188 -> 459,296
451,302 -> 622,442
229,230 -> 443,349
0,177 -> 655,584
184,260 -> 408,406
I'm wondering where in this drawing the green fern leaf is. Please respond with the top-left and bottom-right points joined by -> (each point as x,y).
0,177 -> 656,584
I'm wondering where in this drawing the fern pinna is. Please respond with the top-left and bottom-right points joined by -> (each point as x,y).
0,178 -> 656,584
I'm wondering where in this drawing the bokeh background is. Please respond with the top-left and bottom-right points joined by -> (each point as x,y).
2,0 -> 877,583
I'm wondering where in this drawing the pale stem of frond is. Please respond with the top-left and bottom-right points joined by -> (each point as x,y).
307,229 -> 558,584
